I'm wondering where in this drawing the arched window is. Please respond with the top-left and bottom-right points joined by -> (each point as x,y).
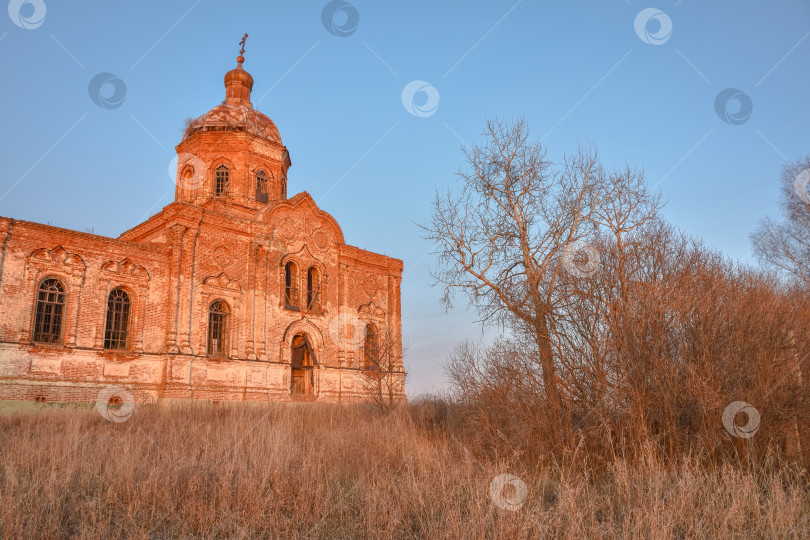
104,288 -> 131,350
307,267 -> 322,313
256,169 -> 269,202
33,278 -> 66,344
214,164 -> 229,196
364,324 -> 379,369
281,174 -> 287,199
285,262 -> 299,309
207,300 -> 230,356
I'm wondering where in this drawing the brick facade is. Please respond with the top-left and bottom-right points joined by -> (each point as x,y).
0,56 -> 404,405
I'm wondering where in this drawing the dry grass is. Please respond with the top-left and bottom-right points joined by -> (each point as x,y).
0,402 -> 808,539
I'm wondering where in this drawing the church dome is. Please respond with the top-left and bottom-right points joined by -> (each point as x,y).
225,64 -> 253,88
182,36 -> 281,145
182,104 -> 281,144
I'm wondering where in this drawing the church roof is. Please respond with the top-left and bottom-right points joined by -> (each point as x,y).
182,104 -> 281,144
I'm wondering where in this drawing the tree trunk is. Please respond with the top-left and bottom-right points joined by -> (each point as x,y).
534,308 -> 567,441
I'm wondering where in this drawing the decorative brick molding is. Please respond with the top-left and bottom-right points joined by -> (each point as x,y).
24,246 -> 86,347
94,258 -> 151,352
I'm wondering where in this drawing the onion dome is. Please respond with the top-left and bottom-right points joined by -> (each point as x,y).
182,34 -> 281,145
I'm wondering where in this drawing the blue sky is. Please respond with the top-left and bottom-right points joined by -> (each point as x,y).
1,1 -> 808,395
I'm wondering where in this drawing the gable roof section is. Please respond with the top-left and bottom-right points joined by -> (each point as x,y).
258,191 -> 345,245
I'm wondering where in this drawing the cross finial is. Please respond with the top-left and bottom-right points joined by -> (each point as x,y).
237,33 -> 248,65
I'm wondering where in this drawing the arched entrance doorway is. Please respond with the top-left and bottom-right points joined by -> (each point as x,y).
290,332 -> 318,395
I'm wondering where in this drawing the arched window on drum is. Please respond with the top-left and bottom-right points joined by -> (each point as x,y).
256,169 -> 269,203
214,164 -> 229,196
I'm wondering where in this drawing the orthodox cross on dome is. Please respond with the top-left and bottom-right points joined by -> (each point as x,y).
237,33 -> 248,65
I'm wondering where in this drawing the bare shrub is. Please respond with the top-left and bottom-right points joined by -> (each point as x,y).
423,118 -> 660,444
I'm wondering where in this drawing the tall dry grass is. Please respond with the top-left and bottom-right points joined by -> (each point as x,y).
0,401 -> 808,539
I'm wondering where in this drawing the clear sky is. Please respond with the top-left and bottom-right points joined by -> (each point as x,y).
1,1 -> 808,396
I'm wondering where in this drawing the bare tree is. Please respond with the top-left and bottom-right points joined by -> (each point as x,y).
423,118 -> 596,433
360,326 -> 407,414
423,118 -> 660,440
752,156 -> 810,288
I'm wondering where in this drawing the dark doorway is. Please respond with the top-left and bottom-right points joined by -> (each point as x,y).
291,333 -> 318,395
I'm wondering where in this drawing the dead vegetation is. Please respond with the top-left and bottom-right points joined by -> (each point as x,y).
0,402 -> 808,539
426,119 -> 810,468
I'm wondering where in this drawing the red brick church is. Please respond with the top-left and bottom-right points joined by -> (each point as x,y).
0,43 -> 405,404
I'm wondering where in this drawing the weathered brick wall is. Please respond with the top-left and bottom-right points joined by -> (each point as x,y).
0,218 -> 172,348
0,189 -> 404,404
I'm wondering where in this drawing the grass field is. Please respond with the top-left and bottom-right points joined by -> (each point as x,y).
0,401 -> 807,538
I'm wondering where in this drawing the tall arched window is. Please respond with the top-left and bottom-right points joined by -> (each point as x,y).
104,288 -> 131,350
285,261 -> 299,309
207,300 -> 230,356
364,324 -> 379,369
214,164 -> 229,196
256,169 -> 268,202
307,267 -> 322,313
33,278 -> 66,344
281,174 -> 287,199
